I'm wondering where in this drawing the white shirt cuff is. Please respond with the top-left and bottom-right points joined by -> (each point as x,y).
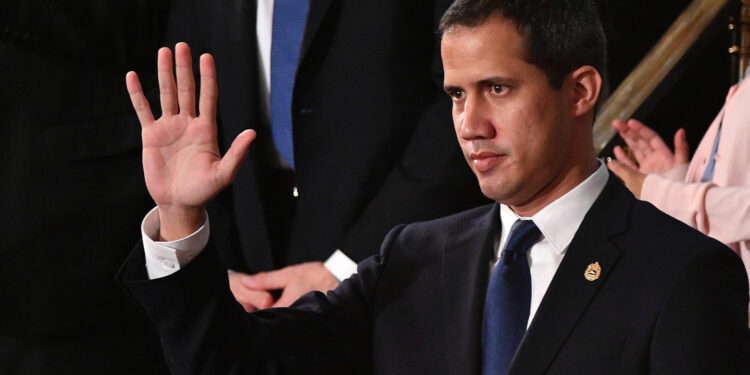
141,206 -> 210,279
323,250 -> 358,282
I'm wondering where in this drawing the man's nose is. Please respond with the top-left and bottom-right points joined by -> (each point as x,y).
459,95 -> 495,140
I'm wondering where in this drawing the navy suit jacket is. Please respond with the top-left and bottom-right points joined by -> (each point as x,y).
120,176 -> 750,374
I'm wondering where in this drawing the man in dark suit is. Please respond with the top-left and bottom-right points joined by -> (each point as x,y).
120,0 -> 749,373
157,0 -> 488,309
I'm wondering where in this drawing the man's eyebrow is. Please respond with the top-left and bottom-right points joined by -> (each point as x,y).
477,76 -> 515,86
443,84 -> 462,93
443,77 -> 517,93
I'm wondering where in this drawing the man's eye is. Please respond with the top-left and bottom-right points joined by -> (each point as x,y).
491,85 -> 508,94
448,89 -> 464,100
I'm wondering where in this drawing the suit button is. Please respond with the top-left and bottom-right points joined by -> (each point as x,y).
292,186 -> 299,198
299,108 -> 313,114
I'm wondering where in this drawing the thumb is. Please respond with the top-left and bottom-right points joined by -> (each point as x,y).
673,128 -> 689,165
607,158 -> 634,181
608,158 -> 646,198
216,129 -> 256,188
612,145 -> 639,170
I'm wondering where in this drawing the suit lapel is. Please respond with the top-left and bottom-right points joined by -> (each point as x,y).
299,0 -> 334,64
441,204 -> 500,375
508,176 -> 633,375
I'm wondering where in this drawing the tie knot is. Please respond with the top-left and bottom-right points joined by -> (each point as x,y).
502,220 -> 541,263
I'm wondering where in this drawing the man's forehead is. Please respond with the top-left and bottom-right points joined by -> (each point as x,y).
441,16 -> 525,60
441,17 -> 529,84
441,13 -> 523,45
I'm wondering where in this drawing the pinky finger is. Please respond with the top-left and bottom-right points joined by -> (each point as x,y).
126,71 -> 155,126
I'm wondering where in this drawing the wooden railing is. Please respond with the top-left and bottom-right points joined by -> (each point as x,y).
593,0 -> 732,155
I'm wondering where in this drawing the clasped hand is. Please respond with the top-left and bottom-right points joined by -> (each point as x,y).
126,43 -> 255,241
229,262 -> 339,311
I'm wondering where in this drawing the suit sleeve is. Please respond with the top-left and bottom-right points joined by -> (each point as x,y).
641,175 -> 750,246
118,224 -> 408,374
649,245 -> 750,374
337,0 -> 489,261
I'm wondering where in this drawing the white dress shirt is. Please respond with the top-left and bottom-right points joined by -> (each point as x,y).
496,161 -> 609,327
141,207 -> 356,281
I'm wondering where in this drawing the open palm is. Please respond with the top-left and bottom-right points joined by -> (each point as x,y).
126,43 -> 255,238
611,119 -> 688,174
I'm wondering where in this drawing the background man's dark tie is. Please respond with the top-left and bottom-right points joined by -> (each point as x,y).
270,0 -> 310,169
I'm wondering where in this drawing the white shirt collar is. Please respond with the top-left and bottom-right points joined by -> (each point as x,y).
499,160 -> 609,254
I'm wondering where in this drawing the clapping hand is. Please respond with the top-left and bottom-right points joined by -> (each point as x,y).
609,119 -> 689,174
126,43 -> 255,240
607,119 -> 689,198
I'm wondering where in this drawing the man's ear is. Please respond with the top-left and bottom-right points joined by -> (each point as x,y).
568,65 -> 602,118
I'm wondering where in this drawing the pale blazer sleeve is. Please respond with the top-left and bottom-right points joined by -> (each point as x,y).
641,78 -> 750,264
642,176 -> 750,245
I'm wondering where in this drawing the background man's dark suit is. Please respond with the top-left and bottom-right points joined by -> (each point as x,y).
0,2 -> 171,373
160,0 -> 488,272
121,176 -> 750,374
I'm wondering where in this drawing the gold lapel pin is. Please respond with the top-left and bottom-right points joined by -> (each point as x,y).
584,262 -> 602,281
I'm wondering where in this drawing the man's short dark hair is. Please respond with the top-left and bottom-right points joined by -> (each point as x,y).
439,0 -> 608,94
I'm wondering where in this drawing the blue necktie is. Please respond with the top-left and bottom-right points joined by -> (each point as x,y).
482,220 -> 541,375
270,0 -> 310,169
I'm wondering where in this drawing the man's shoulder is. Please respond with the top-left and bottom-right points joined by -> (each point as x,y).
400,203 -> 498,237
594,176 -> 728,261
619,197 -> 737,272
377,203 -> 497,258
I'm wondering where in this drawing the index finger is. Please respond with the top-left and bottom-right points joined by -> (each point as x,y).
243,269 -> 288,290
125,71 -> 155,126
612,119 -> 642,144
628,119 -> 661,142
613,118 -> 651,155
627,119 -> 668,154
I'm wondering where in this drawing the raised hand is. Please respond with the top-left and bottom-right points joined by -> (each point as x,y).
610,119 -> 689,174
126,43 -> 255,240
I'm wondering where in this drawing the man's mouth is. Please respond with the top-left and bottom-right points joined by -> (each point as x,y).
469,151 -> 506,172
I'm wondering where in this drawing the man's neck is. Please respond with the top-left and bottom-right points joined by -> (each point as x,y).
508,159 -> 600,217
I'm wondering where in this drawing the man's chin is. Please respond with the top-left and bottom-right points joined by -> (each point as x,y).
477,181 -> 511,204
